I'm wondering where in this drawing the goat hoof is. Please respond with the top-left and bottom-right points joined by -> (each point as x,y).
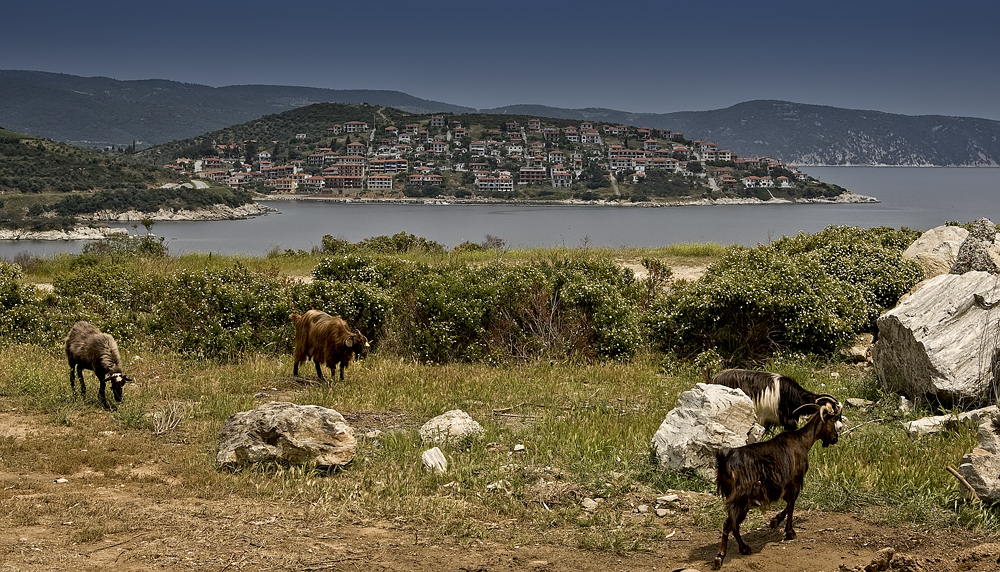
713,555 -> 724,569
785,531 -> 796,540
739,545 -> 752,555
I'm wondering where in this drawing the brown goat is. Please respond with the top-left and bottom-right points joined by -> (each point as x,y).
713,397 -> 842,569
65,321 -> 132,409
290,310 -> 369,382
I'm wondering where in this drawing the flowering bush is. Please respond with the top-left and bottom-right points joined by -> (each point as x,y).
644,246 -> 869,360
147,264 -> 293,360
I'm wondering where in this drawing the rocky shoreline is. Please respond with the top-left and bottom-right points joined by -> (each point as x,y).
0,226 -> 128,241
1,203 -> 275,241
1,192 -> 877,241
262,190 -> 879,208
76,202 -> 275,222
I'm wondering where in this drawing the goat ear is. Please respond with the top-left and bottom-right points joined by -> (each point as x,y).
345,338 -> 354,348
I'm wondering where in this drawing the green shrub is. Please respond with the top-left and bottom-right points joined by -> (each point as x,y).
311,253 -> 414,288
0,262 -> 48,344
644,246 -> 868,360
147,264 -> 293,360
356,231 -> 446,254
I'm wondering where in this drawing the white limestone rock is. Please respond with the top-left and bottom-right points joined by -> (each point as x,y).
419,409 -> 485,449
872,271 -> 1000,407
651,383 -> 759,480
216,401 -> 356,469
902,224 -> 969,279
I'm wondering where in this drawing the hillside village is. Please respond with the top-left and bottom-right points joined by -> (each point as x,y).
163,111 -> 845,202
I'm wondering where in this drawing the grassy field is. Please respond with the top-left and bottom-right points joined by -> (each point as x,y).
0,245 -> 996,558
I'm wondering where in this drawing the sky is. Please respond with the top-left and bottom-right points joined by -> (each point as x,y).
3,0 -> 1000,120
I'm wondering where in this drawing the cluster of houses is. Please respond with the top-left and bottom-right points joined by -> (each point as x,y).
166,115 -> 807,196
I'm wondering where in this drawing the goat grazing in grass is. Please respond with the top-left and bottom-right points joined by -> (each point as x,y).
713,396 -> 842,569
65,321 -> 132,409
291,310 -> 369,382
707,368 -> 837,432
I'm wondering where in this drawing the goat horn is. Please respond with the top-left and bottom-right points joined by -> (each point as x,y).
792,403 -> 820,417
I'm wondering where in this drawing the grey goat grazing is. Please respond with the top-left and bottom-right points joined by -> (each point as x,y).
65,321 -> 131,408
713,397 -> 843,569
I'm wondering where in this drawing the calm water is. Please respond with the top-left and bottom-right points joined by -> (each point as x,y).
2,167 -> 998,257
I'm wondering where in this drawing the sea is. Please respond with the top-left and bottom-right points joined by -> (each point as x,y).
2,166 -> 998,258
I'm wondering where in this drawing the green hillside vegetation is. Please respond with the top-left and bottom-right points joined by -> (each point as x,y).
0,129 -> 180,193
2,227 -> 997,545
0,128 -> 254,231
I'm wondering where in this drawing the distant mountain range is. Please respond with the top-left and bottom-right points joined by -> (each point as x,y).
2,70 -> 999,166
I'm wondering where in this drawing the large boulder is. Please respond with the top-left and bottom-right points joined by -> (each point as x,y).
902,224 -> 968,279
956,414 -> 1000,504
872,271 -> 1000,407
651,383 -> 760,480
419,409 -> 485,449
950,218 -> 1000,275
216,401 -> 356,469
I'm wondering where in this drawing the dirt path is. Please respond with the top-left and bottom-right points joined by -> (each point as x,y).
2,496 -> 998,572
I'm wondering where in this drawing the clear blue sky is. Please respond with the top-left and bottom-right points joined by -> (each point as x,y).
3,0 -> 999,120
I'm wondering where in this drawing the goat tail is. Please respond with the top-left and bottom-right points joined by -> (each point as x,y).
715,448 -> 730,492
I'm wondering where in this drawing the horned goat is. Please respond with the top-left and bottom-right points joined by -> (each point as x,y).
291,310 -> 369,382
713,396 -> 842,569
707,368 -> 836,432
65,321 -> 132,409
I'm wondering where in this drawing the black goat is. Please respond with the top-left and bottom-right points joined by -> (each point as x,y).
707,368 -> 836,432
713,397 -> 842,569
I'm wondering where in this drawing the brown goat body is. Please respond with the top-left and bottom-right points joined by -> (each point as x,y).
65,321 -> 131,408
713,398 -> 842,568
291,310 -> 369,382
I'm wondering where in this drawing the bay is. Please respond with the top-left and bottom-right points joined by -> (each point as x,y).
2,166 -> 998,258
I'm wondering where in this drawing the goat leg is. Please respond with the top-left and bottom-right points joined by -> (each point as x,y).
97,375 -> 110,410
314,359 -> 326,383
769,505 -> 789,529
77,367 -> 87,396
714,516 -> 732,569
781,496 -> 797,540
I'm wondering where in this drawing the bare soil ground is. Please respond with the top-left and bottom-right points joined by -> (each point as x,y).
2,405 -> 998,572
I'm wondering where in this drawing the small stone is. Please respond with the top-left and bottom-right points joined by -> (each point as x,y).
655,508 -> 669,517
637,504 -> 649,513
863,547 -> 894,572
54,478 -> 68,484
421,447 -> 448,473
846,398 -> 874,409
657,494 -> 680,503
513,443 -> 525,452
365,430 -> 382,439
581,498 -> 599,511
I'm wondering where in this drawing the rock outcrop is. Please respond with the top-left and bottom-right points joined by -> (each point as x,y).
216,401 -> 356,469
419,410 -> 485,449
902,224 -> 968,279
651,383 -> 761,480
0,227 -> 127,241
951,218 -> 1000,275
956,414 -> 1000,504
872,271 -> 1000,407
78,202 -> 273,222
